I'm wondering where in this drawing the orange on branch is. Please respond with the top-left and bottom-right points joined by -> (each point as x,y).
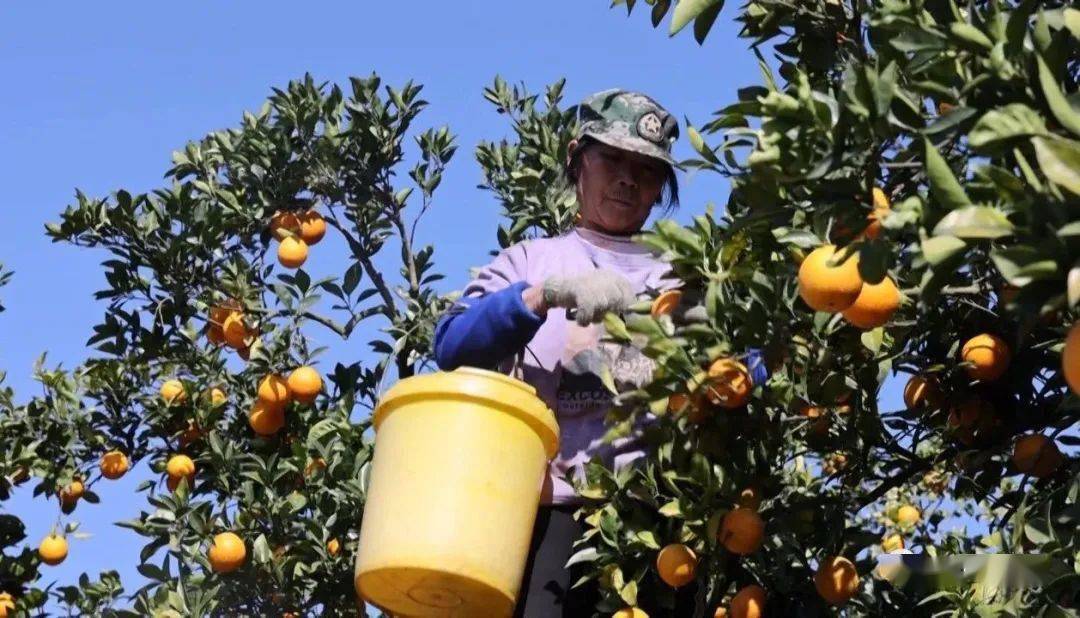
287,366 -> 322,404
298,209 -> 326,245
719,507 -> 764,555
269,210 -> 301,241
655,543 -> 697,588
160,379 -> 187,405
960,333 -> 1010,381
730,584 -> 766,618
841,277 -> 900,329
863,187 -> 891,240
222,312 -> 249,349
249,401 -> 285,436
814,556 -> 860,606
208,532 -> 246,573
207,324 -> 225,346
0,592 -> 13,618
1062,322 -> 1080,395
277,237 -> 309,269
903,375 -> 941,410
612,609 -> 648,618
797,245 -> 863,312
100,450 -> 129,480
882,534 -> 904,553
38,534 -> 68,566
327,537 -> 341,557
896,504 -> 920,528
258,374 -> 291,407
702,358 -> 752,408
1012,434 -> 1063,479
650,289 -> 682,318
166,454 -> 196,481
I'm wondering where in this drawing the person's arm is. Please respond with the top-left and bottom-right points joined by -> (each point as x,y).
434,281 -> 548,370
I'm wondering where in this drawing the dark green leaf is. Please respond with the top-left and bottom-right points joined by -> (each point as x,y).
932,206 -> 1013,239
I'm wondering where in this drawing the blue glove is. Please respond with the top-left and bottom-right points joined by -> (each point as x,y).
744,348 -> 769,386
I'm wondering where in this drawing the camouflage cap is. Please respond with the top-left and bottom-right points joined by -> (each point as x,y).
573,89 -> 680,168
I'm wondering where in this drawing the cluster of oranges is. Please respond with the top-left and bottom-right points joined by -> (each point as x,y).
205,300 -> 256,361
249,367 -> 323,437
269,208 -> 326,269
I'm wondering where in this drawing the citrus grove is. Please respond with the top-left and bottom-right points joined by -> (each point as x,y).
0,1 -> 1077,616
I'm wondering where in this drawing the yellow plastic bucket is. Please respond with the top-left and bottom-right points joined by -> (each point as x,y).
354,367 -> 560,617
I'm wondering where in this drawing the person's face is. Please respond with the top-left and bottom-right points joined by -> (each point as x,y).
570,139 -> 668,236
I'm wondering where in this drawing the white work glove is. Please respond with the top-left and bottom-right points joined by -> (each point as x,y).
542,269 -> 636,326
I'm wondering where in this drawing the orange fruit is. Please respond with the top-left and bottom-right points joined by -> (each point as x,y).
903,375 -> 941,410
713,608 -> 728,618
249,401 -> 286,436
651,289 -> 682,318
667,392 -> 691,415
612,608 -> 648,618
823,452 -> 849,475
947,398 -> 982,429
799,403 -> 830,436
655,543 -> 697,588
100,450 -> 129,480
719,507 -> 764,555
0,592 -> 14,618
207,324 -> 225,346
814,556 -> 859,606
160,379 -> 187,405
166,454 -> 196,480
277,237 -> 309,269
797,245 -> 863,312
1012,434 -> 1063,479
208,532 -> 246,573
896,504 -> 920,527
960,333 -> 1010,381
1062,322 -> 1080,395
841,277 -> 900,329
738,486 -> 762,511
730,584 -> 765,618
269,210 -> 301,241
38,534 -> 68,566
327,538 -> 341,556
59,479 -> 85,507
179,421 -> 204,448
298,210 -> 326,245
287,366 -> 322,405
863,187 -> 891,240
222,313 -> 249,349
258,374 -> 291,407
209,300 -> 241,327
882,534 -> 904,553
702,358 -> 752,408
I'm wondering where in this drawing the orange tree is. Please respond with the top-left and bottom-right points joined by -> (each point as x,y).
542,1 -> 1078,616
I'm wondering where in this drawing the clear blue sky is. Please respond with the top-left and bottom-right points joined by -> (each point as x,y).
0,0 -> 907,610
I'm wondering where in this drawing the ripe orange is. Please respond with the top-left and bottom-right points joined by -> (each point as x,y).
277,237 -> 309,269
960,333 -> 1010,381
655,543 -> 697,588
269,210 -> 301,241
896,504 -> 920,527
713,608 -> 728,618
208,532 -> 246,573
863,187 -> 891,240
651,289 -> 682,318
287,366 -> 323,404
209,300 -> 241,327
797,245 -> 863,312
667,392 -> 691,415
738,486 -> 762,511
882,534 -> 904,553
222,313 -> 249,349
100,450 -> 129,480
702,358 -> 752,408
160,379 -> 187,405
823,452 -> 849,475
1012,434 -> 1063,479
1062,322 -> 1080,395
39,534 -> 68,566
249,401 -> 286,436
841,277 -> 900,329
612,608 -> 648,618
59,479 -> 85,506
799,403 -> 829,436
258,374 -> 291,407
730,584 -> 766,618
0,592 -> 14,617
298,209 -> 326,245
903,375 -> 941,410
719,507 -> 764,555
327,538 -> 341,557
167,454 -> 196,480
814,556 -> 860,606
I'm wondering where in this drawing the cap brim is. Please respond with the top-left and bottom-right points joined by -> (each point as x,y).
583,131 -> 682,171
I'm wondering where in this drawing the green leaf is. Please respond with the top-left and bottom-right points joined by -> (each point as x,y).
659,500 -> 682,517
687,126 -> 719,163
932,206 -> 1013,239
1068,262 -> 1080,307
861,328 -> 884,354
921,235 -> 967,266
923,139 -> 972,210
252,534 -> 271,564
858,242 -> 892,284
1065,8 -> 1080,40
603,314 -> 632,343
692,1 -> 723,44
670,0 -> 722,36
969,104 -> 1049,151
949,22 -> 994,51
1037,55 -> 1080,138
991,246 -> 1059,287
1033,136 -> 1080,196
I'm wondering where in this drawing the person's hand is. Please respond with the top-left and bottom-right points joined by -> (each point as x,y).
542,269 -> 636,326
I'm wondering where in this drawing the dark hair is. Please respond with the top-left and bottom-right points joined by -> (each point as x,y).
564,136 -> 680,213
